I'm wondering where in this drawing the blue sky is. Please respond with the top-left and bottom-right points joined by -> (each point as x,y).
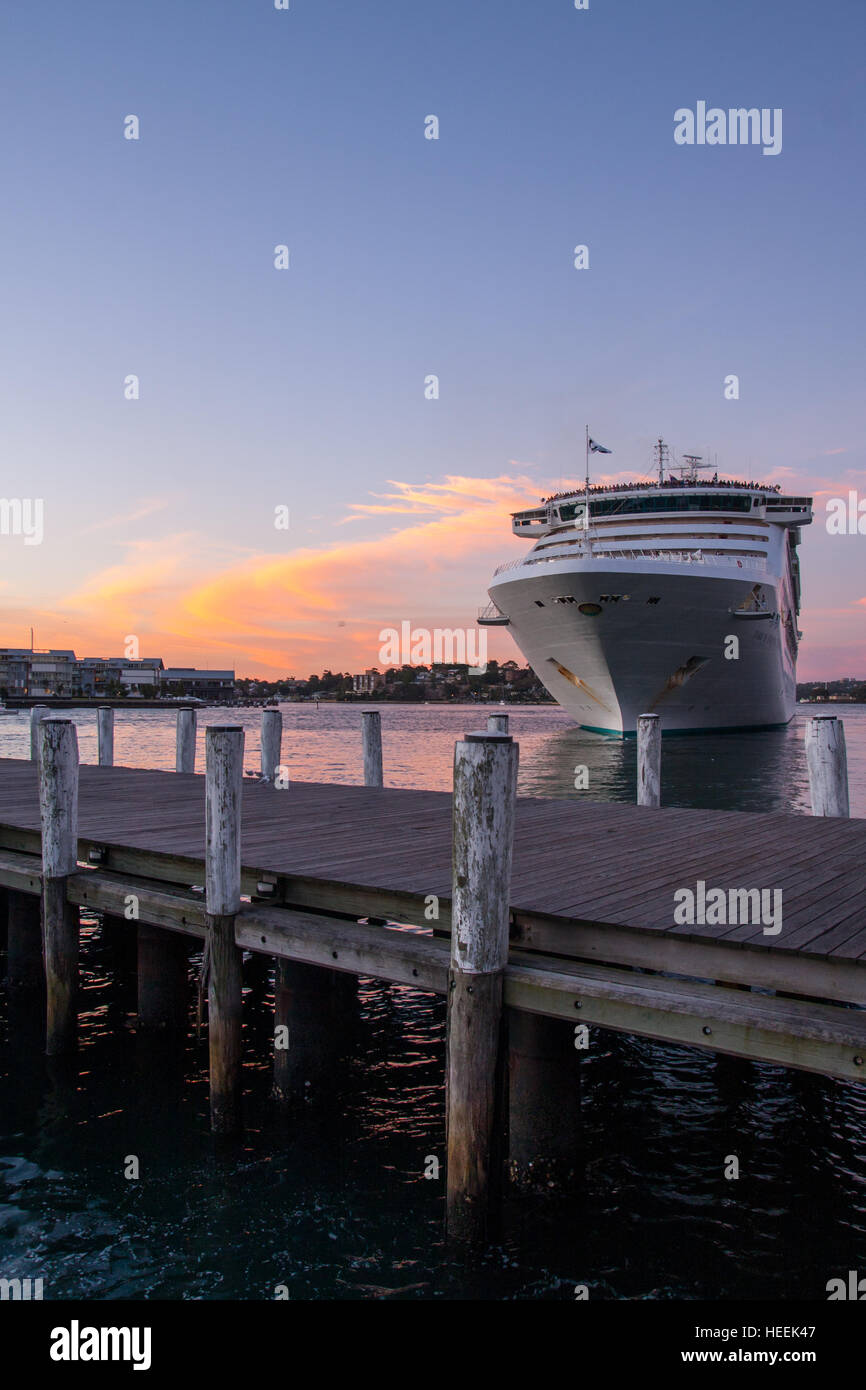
1,0 -> 863,676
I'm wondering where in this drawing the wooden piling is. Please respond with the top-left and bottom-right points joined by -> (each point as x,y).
176,707 -> 197,774
362,710 -> 383,788
6,890 -> 43,989
273,959 -> 342,1102
445,729 -> 518,1244
507,1010 -> 581,1189
137,924 -> 189,1031
29,705 -> 50,760
637,713 -> 661,807
36,719 -> 80,1054
260,708 -> 283,783
487,713 -> 509,734
97,706 -> 114,767
805,716 -> 849,818
205,725 -> 244,1134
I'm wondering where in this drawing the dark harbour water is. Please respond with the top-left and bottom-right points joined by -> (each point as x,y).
0,703 -> 865,1301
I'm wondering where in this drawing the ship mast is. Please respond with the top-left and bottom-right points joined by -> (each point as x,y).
584,425 -> 592,548
655,437 -> 670,486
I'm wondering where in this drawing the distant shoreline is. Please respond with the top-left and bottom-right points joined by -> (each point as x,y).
1,694 -> 558,711
4,696 -> 865,713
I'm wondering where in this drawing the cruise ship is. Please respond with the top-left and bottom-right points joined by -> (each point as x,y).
480,441 -> 813,734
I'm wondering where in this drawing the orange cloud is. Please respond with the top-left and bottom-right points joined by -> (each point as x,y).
174,474 -> 546,672
20,473 -> 551,676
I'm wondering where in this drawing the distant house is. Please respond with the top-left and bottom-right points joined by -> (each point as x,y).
0,648 -> 36,694
352,669 -> 384,693
77,657 -> 165,695
0,648 -> 78,696
160,668 -> 235,699
0,648 -> 235,700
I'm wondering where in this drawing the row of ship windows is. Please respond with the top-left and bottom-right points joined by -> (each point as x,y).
536,536 -> 772,553
514,499 -> 810,524
544,516 -> 769,533
515,498 -> 760,520
539,528 -> 767,544
535,595 -> 661,607
532,546 -> 767,561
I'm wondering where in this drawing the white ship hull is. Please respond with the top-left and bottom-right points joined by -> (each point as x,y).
491,558 -> 797,734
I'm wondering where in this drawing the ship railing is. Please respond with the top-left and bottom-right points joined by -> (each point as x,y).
493,548 -> 769,576
493,557 -> 529,577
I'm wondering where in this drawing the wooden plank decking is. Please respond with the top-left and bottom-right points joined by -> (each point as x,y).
1,756 -> 864,972
1,756 -> 865,1080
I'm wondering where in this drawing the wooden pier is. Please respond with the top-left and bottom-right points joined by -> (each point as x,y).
1,711 -> 864,1242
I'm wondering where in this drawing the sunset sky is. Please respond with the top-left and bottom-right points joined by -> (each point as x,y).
2,0 -> 864,680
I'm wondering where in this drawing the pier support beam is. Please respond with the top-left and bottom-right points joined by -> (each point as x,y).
805,716 -> 849,818
29,705 -> 50,760
97,706 -> 114,766
507,1010 -> 581,1188
445,729 -> 518,1244
362,710 -> 383,787
37,719 -> 80,1055
637,713 -> 661,807
260,708 -> 283,783
6,890 -> 44,989
176,707 -> 197,774
205,725 -> 244,1135
137,924 -> 189,1031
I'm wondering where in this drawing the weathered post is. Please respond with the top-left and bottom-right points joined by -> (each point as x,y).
260,708 -> 283,783
94,704 -> 125,952
805,715 -> 849,817
487,713 -> 509,734
97,706 -> 114,766
446,729 -> 518,1244
176,707 -> 197,774
29,705 -> 50,759
637,713 -> 661,807
362,709 -> 383,787
37,719 -> 80,1054
205,725 -> 244,1134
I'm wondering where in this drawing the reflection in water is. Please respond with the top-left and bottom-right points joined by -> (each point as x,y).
0,704 -> 865,1299
519,721 -> 813,813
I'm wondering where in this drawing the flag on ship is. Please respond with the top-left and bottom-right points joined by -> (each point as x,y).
589,439 -> 612,454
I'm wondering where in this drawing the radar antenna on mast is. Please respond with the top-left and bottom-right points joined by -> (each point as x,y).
673,453 -> 714,485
